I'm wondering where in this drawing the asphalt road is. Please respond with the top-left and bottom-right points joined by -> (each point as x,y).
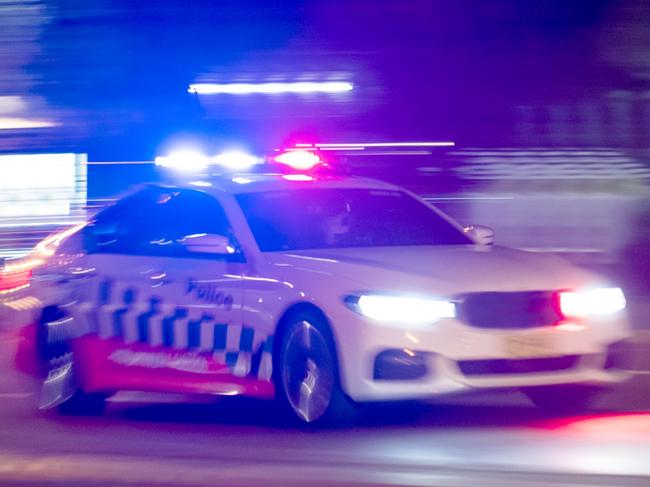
0,364 -> 649,487
0,297 -> 648,487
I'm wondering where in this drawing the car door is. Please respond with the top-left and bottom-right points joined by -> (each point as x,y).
77,186 -> 246,387
149,188 -> 251,377
72,186 -> 171,344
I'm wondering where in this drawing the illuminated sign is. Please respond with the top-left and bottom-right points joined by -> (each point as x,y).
0,153 -> 87,223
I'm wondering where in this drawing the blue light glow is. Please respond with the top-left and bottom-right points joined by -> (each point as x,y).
155,150 -> 210,171
212,151 -> 261,170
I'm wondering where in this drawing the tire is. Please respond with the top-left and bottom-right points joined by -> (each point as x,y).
40,355 -> 108,416
524,385 -> 602,414
275,310 -> 354,424
57,389 -> 107,416
37,307 -> 108,416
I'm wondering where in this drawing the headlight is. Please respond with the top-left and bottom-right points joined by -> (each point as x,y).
345,294 -> 456,324
559,287 -> 626,318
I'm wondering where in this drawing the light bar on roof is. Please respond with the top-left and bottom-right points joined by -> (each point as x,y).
155,150 -> 210,171
188,81 -> 353,95
212,151 -> 261,170
155,150 -> 262,172
274,150 -> 323,170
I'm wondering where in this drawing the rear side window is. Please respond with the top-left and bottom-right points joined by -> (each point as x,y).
85,188 -> 158,255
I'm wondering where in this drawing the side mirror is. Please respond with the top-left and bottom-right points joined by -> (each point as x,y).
464,225 -> 494,246
181,233 -> 236,255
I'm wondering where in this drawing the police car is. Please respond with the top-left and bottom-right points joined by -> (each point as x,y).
10,150 -> 631,423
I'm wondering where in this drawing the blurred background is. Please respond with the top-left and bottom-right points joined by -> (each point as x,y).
0,1 -> 649,485
1,0 -> 649,290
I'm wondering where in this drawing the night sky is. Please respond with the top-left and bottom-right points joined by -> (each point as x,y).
1,0 -> 647,158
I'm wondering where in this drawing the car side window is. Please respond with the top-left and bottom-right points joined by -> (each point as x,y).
85,188 -> 160,255
86,187 -> 236,258
150,190 -> 236,258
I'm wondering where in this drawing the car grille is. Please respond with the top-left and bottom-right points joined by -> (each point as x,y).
458,355 -> 580,376
458,291 -> 562,329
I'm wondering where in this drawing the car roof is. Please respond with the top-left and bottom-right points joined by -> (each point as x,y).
167,173 -> 401,195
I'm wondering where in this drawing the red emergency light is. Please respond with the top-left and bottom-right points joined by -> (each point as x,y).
273,150 -> 324,171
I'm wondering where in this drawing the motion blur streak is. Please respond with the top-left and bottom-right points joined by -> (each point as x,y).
155,150 -> 210,171
0,153 -> 86,258
188,81 -> 353,95
296,142 -> 456,148
0,117 -> 57,129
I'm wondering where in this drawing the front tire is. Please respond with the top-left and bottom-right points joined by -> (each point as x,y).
275,311 -> 353,424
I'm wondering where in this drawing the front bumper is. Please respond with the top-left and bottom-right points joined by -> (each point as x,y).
335,312 -> 632,402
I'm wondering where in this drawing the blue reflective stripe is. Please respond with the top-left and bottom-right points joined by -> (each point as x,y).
213,324 -> 228,350
225,352 -> 239,367
239,327 -> 254,352
162,308 -> 188,347
113,288 -> 137,337
187,314 -> 210,348
91,280 -> 274,380
137,297 -> 162,343
99,280 -> 113,305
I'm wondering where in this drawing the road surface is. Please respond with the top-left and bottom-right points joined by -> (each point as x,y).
0,363 -> 648,486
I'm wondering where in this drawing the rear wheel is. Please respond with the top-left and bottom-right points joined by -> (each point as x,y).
276,311 -> 353,424
38,306 -> 107,416
57,389 -> 107,416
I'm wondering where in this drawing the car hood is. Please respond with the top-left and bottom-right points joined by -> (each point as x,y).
269,245 -> 603,296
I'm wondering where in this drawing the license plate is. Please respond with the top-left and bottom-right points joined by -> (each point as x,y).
502,334 -> 556,358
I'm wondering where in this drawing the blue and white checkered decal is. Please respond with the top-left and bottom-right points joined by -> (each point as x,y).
72,279 -> 274,381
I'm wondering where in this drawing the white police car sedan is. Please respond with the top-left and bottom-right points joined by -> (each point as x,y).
21,162 -> 631,423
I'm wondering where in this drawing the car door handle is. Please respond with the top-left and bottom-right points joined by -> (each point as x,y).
56,268 -> 97,284
148,270 -> 174,286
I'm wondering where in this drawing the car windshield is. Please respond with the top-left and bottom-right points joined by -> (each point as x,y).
236,188 -> 472,251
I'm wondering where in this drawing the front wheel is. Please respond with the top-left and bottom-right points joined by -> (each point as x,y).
276,312 -> 353,424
